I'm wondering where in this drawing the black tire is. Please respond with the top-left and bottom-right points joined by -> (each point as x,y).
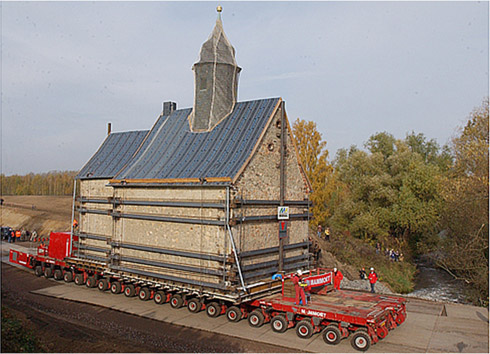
187,298 -> 202,313
98,278 -> 109,291
153,291 -> 167,305
74,273 -> 85,285
43,267 -> 53,278
271,315 -> 288,333
206,302 -> 221,318
86,276 -> 97,288
53,269 -> 63,280
226,306 -> 242,322
34,266 -> 43,277
63,271 -> 73,283
322,325 -> 342,345
138,287 -> 151,301
350,329 -> 371,352
296,319 -> 314,339
124,284 -> 136,297
110,281 -> 122,294
170,294 -> 183,308
248,310 -> 265,328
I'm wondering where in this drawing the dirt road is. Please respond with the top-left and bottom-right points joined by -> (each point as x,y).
1,263 -> 297,353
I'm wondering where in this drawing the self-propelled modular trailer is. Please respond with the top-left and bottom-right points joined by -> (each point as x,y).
9,231 -> 406,352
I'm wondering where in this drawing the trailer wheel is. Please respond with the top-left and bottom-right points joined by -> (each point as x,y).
154,291 -> 166,305
74,273 -> 85,285
63,271 -> 73,283
86,276 -> 97,288
110,281 -> 122,294
43,267 -> 53,278
395,313 -> 405,325
248,310 -> 265,328
295,320 -> 314,339
271,315 -> 288,333
98,278 -> 109,291
187,298 -> 202,313
53,269 -> 63,280
124,284 -> 136,297
206,302 -> 221,318
350,329 -> 371,352
226,306 -> 242,322
138,287 -> 151,301
376,325 -> 388,340
34,266 -> 43,277
322,325 -> 342,345
170,294 -> 183,308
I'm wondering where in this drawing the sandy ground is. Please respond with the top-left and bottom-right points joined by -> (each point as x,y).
0,195 -> 73,236
1,262 -> 297,353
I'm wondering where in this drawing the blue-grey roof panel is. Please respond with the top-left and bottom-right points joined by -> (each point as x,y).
115,98 -> 279,181
77,130 -> 149,179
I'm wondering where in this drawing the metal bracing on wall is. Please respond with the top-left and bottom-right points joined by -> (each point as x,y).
78,197 -> 226,209
70,179 -> 76,256
239,241 -> 309,258
109,242 -> 224,262
226,186 -> 246,291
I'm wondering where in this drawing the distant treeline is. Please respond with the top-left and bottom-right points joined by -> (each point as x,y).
0,171 -> 77,196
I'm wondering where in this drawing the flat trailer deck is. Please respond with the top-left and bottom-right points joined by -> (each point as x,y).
9,232 -> 406,351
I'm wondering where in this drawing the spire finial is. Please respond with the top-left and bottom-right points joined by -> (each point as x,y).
216,5 -> 222,21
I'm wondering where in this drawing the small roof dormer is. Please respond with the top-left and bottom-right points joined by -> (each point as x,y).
189,6 -> 241,132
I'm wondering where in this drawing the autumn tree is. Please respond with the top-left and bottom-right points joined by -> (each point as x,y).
292,118 -> 333,226
437,98 -> 489,305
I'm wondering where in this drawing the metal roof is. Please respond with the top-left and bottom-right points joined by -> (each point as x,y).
76,130 -> 149,179
115,98 -> 280,182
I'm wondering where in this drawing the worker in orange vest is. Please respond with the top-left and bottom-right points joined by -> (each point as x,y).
15,230 -> 21,242
292,270 -> 307,306
73,219 -> 78,229
333,267 -> 343,290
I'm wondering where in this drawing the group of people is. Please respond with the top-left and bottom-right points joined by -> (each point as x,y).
316,225 -> 330,241
359,267 -> 378,293
385,248 -> 403,262
3,228 -> 38,243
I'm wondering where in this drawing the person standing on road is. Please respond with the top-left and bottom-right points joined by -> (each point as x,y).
292,270 -> 307,306
368,267 -> 378,293
333,267 -> 343,290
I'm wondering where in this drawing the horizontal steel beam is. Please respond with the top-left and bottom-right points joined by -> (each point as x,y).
119,255 -> 223,277
241,253 -> 308,272
234,199 -> 312,206
76,232 -> 108,241
110,242 -> 224,262
78,208 -> 225,226
239,241 -> 309,259
74,243 -> 110,254
234,213 -> 312,223
73,253 -> 108,263
79,197 -> 225,209
110,265 -> 227,290
241,260 -> 309,280
107,183 -> 230,188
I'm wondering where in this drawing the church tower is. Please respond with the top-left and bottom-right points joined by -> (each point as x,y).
189,7 -> 241,132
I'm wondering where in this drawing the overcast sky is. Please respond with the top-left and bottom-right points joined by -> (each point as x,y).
1,1 -> 488,176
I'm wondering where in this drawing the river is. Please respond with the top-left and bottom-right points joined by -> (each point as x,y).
408,256 -> 471,304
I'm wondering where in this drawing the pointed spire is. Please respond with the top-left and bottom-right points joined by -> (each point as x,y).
190,6 -> 241,132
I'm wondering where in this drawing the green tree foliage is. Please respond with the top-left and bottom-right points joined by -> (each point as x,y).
0,171 -> 77,196
330,132 -> 446,254
292,119 -> 333,226
437,98 -> 489,305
